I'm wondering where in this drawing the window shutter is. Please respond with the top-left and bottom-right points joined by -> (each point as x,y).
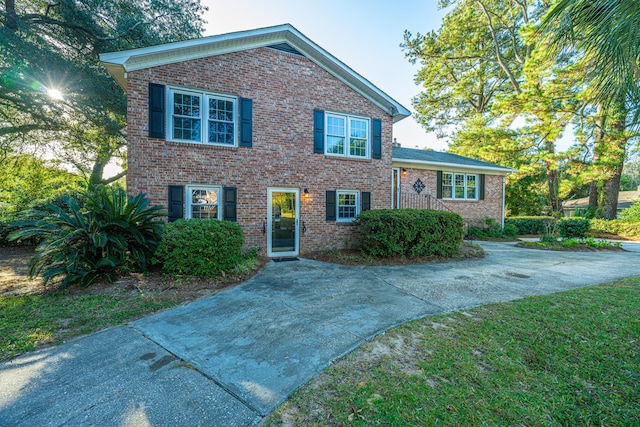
361,191 -> 371,211
479,174 -> 485,200
372,118 -> 382,159
314,110 -> 324,154
326,190 -> 336,221
436,171 -> 443,199
168,185 -> 184,222
149,83 -> 165,138
239,98 -> 253,147
223,187 -> 237,221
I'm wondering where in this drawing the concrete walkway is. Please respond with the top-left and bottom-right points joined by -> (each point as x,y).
1,241 -> 638,426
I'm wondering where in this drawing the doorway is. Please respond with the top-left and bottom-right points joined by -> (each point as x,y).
267,188 -> 299,257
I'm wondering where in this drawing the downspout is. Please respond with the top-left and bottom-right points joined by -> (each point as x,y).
501,175 -> 506,228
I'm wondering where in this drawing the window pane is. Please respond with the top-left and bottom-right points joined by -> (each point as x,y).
350,119 -> 367,139
455,174 -> 465,199
466,175 -> 477,199
326,136 -> 344,154
174,93 -> 200,117
338,193 -> 357,219
174,117 -> 201,141
443,186 -> 452,198
208,121 -> 234,144
350,138 -> 366,157
190,188 -> 219,219
327,116 -> 345,136
442,173 -> 453,186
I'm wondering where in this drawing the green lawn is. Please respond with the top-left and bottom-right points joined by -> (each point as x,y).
267,277 -> 640,426
0,293 -> 177,361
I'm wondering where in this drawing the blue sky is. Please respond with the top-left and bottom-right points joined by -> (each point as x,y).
201,0 -> 449,150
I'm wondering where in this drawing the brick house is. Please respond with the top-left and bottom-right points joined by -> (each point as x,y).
100,24 -> 511,256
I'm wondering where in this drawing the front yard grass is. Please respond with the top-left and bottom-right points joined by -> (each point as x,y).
267,277 -> 640,426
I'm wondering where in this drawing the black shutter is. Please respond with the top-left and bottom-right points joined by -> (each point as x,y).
168,185 -> 184,222
326,190 -> 336,221
479,174 -> 485,200
372,118 -> 382,159
314,110 -> 324,154
149,83 -> 165,138
223,187 -> 237,221
239,98 -> 253,147
436,171 -> 443,199
361,192 -> 371,211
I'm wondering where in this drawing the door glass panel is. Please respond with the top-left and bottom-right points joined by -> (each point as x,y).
271,191 -> 296,253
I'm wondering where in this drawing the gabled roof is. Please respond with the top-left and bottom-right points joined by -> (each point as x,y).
392,146 -> 515,175
99,24 -> 410,123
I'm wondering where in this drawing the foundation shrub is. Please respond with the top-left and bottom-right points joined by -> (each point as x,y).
356,209 -> 463,258
154,219 -> 244,278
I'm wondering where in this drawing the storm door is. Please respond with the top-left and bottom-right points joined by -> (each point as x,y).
267,188 -> 299,257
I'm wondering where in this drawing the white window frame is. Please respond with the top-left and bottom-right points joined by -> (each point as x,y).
442,172 -> 478,200
337,190 -> 360,222
186,185 -> 222,219
168,87 -> 238,146
324,112 -> 370,159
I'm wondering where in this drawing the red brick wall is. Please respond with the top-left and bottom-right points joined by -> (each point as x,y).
398,168 -> 504,224
126,47 -> 394,254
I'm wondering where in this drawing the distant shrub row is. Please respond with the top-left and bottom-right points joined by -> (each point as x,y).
507,216 -> 640,238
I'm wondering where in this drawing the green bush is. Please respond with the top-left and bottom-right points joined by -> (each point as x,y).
558,218 -> 590,239
590,219 -> 640,238
154,219 -> 245,278
465,217 -> 518,239
618,199 -> 640,222
505,216 -> 555,235
356,209 -> 463,258
8,186 -> 164,288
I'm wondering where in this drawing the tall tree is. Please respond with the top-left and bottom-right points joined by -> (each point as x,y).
540,0 -> 640,107
0,0 -> 207,184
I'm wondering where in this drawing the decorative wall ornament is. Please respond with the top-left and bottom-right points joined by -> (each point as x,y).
413,179 -> 425,195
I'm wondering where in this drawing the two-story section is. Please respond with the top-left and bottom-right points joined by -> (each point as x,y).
100,24 -> 410,256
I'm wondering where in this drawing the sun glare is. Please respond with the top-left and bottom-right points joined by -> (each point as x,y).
47,88 -> 64,100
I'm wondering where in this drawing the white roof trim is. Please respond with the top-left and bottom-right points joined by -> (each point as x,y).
392,158 -> 516,175
100,24 -> 410,123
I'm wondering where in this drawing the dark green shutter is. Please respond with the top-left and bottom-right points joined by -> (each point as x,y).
478,174 -> 485,200
223,187 -> 237,221
314,110 -> 324,154
326,190 -> 336,220
372,118 -> 382,159
436,171 -> 443,199
361,192 -> 371,211
149,83 -> 165,138
239,98 -> 252,147
168,185 -> 184,222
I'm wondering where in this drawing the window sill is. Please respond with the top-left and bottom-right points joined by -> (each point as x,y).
165,140 -> 239,150
323,155 -> 373,162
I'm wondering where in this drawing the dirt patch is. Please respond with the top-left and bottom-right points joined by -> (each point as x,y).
301,241 -> 485,266
0,245 -> 269,300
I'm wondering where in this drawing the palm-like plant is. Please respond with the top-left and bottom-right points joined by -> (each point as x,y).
540,0 -> 640,105
9,186 -> 164,288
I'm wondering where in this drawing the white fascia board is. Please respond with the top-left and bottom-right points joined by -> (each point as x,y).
392,159 -> 516,175
99,24 -> 410,122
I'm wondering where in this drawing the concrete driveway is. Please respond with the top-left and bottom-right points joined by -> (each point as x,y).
1,241 -> 638,426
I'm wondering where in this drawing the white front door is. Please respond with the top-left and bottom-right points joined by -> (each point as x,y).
267,188 -> 300,257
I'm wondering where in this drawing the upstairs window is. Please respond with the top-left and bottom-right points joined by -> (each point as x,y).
325,113 -> 369,158
169,88 -> 237,146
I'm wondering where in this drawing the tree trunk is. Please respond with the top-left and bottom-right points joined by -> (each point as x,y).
602,102 -> 627,220
547,167 -> 562,213
589,103 -> 605,213
5,0 -> 17,29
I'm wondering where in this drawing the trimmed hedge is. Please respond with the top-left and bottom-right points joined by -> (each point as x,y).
505,216 -> 555,235
356,209 -> 463,258
466,217 -> 518,239
558,218 -> 590,239
590,219 -> 640,238
154,219 -> 244,278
